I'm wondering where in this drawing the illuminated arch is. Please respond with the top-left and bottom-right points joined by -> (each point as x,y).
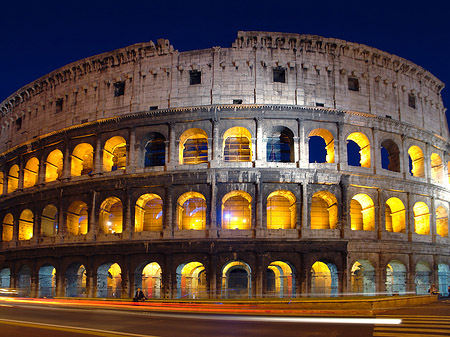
7,164 -> 19,193
23,157 -> 39,188
436,206 -> 448,238
310,191 -> 338,229
179,128 -> 208,165
222,191 -> 251,230
38,265 -> 56,298
41,204 -> 58,237
413,202 -> 430,235
19,209 -> 34,240
267,261 -> 295,297
0,268 -> 11,288
386,260 -> 406,295
267,190 -> 296,229
415,261 -> 431,295
347,132 -> 371,168
97,262 -> 122,298
144,132 -> 165,167
350,194 -> 375,231
308,128 -> 335,163
67,201 -> 88,235
135,194 -> 163,232
99,197 -> 123,234
17,265 -> 31,297
310,261 -> 338,296
267,127 -> 294,163
0,172 -> 3,195
71,143 -> 94,176
438,264 -> 450,296
65,263 -> 86,297
134,262 -> 162,299
385,197 -> 406,233
223,127 -> 252,162
431,153 -> 443,184
408,146 -> 424,177
45,149 -> 63,182
103,136 -> 127,172
222,261 -> 251,298
177,192 -> 206,230
381,139 -> 400,172
351,260 -> 375,295
2,213 -> 14,242
176,262 -> 206,299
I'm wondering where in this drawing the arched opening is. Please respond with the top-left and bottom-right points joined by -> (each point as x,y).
17,265 -> 31,297
0,172 -> 3,195
65,263 -> 86,297
177,192 -> 206,230
38,265 -> 56,298
2,213 -> 14,242
266,261 -> 295,298
436,206 -> 448,238
308,129 -> 335,164
385,197 -> 406,233
415,261 -> 431,295
222,191 -> 251,230
413,202 -> 430,235
267,190 -> 296,229
67,201 -> 88,235
23,157 -> 39,188
380,139 -> 400,172
103,136 -> 127,172
222,261 -> 251,299
134,262 -> 162,299
438,264 -> 450,296
408,146 -> 424,177
41,204 -> 58,237
350,194 -> 375,231
45,149 -> 64,182
18,209 -> 33,240
179,128 -> 208,165
0,268 -> 11,288
144,132 -> 165,167
386,260 -> 406,295
267,127 -> 294,162
310,261 -> 338,297
310,191 -> 338,229
99,197 -> 123,234
135,194 -> 163,232
347,132 -> 371,167
176,262 -> 206,299
223,127 -> 252,162
71,143 -> 94,176
97,262 -> 122,298
431,153 -> 443,184
351,260 -> 375,296
7,164 -> 19,193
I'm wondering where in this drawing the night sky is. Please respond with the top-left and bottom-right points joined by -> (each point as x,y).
1,1 -> 449,129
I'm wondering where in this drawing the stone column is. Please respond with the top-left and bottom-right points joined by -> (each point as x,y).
255,117 -> 264,165
340,178 -> 349,237
209,172 -> 217,234
121,261 -> 129,298
163,186 -> 173,238
424,142 -> 431,184
30,273 -> 38,298
127,127 -> 136,173
208,254 -> 217,299
93,137 -> 102,175
430,197 -> 436,243
407,254 -> 415,294
255,178 -> 263,236
18,157 -> 24,190
167,122 -> 176,170
302,183 -> 308,229
406,192 -> 413,241
38,152 -> 46,185
56,268 -> 65,297
88,191 -> 98,240
86,270 -> 96,298
58,202 -> 65,243
255,254 -> 263,298
122,190 -> 132,239
298,119 -> 308,167
372,127 -> 379,175
162,254 -> 173,299
62,142 -> 71,179
211,118 -> 220,166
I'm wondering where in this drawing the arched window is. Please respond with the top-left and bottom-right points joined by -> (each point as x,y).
7,164 -> 19,193
177,262 -> 207,299
67,201 -> 88,235
385,197 -> 406,233
221,261 -> 251,299
144,133 -> 165,167
135,194 -> 163,232
350,194 -> 375,231
436,206 -> 448,238
177,192 -> 206,230
266,127 -> 294,162
99,197 -> 123,234
310,191 -> 338,229
23,157 -> 39,188
179,129 -> 208,165
308,129 -> 335,164
71,143 -> 94,176
41,204 -> 58,237
267,190 -> 296,229
223,127 -> 252,162
386,260 -> 406,295
431,153 -> 443,184
45,149 -> 64,182
310,261 -> 338,296
381,139 -> 400,172
222,191 -> 251,230
408,146 -> 424,177
103,136 -> 127,171
347,132 -> 371,168
351,260 -> 375,296
2,213 -> 14,242
19,209 -> 34,240
414,202 -> 430,235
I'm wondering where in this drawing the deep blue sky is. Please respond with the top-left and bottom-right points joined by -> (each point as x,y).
1,1 -> 449,129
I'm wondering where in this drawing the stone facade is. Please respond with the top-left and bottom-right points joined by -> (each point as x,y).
0,31 -> 449,299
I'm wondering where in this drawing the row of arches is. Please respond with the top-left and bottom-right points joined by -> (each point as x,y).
2,191 -> 448,242
1,127 -> 448,195
2,260 -> 448,298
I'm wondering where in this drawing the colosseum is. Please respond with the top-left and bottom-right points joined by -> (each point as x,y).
0,31 -> 448,300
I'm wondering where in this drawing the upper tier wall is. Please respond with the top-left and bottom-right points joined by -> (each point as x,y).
0,31 -> 447,154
